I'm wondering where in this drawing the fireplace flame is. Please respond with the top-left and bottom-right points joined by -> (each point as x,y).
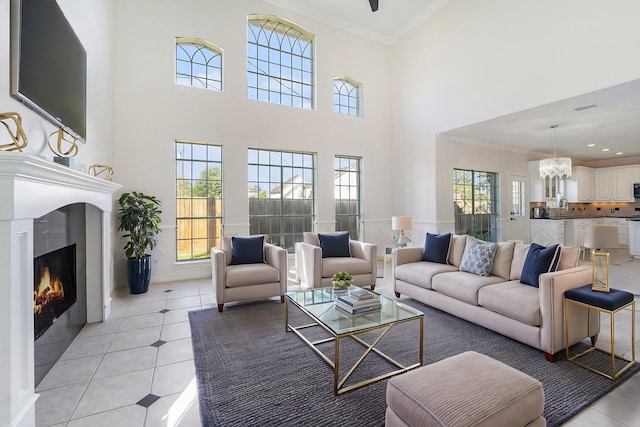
34,267 -> 65,314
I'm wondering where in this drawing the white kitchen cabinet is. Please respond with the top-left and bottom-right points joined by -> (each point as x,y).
594,167 -> 634,202
529,161 -> 563,202
565,166 -> 594,202
630,166 -> 640,184
602,217 -> 629,247
530,220 -> 564,246
564,218 -> 591,246
630,220 -> 640,259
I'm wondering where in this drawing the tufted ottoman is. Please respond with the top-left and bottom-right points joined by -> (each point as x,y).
385,351 -> 545,427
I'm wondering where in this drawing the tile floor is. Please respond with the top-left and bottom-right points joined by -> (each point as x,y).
35,250 -> 640,426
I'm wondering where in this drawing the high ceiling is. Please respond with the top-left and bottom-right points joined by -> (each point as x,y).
261,0 -> 447,44
261,1 -> 640,166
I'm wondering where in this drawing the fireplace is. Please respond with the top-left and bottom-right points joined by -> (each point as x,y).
33,244 -> 77,340
0,152 -> 121,427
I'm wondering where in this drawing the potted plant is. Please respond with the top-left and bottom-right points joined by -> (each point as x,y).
117,191 -> 162,294
331,271 -> 352,289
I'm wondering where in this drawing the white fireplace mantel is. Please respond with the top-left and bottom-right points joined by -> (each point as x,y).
0,152 -> 121,427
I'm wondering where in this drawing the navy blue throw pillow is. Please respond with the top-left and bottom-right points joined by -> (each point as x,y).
421,232 -> 452,264
230,235 -> 265,265
318,232 -> 351,258
520,243 -> 561,287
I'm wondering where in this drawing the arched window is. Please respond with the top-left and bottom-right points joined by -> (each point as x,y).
247,15 -> 314,109
176,37 -> 222,91
333,77 -> 361,117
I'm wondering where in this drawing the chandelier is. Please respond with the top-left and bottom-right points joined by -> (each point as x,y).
539,124 -> 572,179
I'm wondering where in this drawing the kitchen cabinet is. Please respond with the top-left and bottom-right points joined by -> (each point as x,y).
601,217 -> 629,247
594,167 -> 633,202
631,166 -> 640,185
530,220 -> 564,246
630,220 -> 640,259
565,166 -> 594,202
564,219 -> 590,246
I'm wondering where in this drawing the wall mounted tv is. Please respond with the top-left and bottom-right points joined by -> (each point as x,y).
10,0 -> 87,143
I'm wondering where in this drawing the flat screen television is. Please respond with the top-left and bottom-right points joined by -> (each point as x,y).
10,0 -> 87,143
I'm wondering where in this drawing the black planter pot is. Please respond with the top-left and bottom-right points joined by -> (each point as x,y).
127,255 -> 152,294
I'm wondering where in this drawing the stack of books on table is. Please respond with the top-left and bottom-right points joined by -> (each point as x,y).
334,288 -> 381,314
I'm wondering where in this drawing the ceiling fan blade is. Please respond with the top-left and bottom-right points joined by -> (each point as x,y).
369,0 -> 379,12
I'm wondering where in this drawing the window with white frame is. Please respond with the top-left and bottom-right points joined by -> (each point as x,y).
176,37 -> 222,91
333,77 -> 361,117
334,155 -> 362,239
176,141 -> 223,261
248,148 -> 314,251
247,15 -> 314,109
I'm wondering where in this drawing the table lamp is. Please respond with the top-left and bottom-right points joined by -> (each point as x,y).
392,216 -> 412,247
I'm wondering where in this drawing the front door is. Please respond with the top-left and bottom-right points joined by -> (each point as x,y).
507,173 -> 529,242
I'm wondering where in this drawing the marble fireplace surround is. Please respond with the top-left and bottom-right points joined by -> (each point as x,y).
0,152 -> 121,427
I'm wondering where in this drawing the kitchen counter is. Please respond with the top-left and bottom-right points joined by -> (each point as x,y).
533,215 -> 640,220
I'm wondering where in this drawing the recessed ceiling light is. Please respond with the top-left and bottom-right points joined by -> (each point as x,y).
616,152 -> 623,155
602,148 -> 610,152
587,144 -> 595,147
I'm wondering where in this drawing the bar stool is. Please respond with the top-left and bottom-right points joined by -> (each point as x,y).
565,285 -> 635,380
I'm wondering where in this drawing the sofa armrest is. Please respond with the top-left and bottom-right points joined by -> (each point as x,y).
393,247 -> 424,267
295,242 -> 322,288
349,240 -> 377,282
538,265 -> 600,355
264,243 -> 288,294
211,246 -> 227,303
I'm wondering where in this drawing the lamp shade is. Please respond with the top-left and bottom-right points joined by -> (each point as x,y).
392,216 -> 411,230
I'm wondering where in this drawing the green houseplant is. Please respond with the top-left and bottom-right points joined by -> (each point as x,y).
331,271 -> 352,289
117,191 -> 162,294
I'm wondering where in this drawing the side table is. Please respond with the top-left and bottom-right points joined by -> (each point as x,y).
565,285 -> 635,380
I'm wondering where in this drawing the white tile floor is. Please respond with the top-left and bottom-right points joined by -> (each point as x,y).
34,251 -> 640,427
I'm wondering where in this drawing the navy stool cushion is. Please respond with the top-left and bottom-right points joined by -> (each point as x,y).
565,285 -> 634,311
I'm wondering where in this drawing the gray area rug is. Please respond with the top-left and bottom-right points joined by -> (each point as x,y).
189,298 -> 640,426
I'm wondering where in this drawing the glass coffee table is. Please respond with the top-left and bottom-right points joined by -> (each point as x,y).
285,287 -> 423,395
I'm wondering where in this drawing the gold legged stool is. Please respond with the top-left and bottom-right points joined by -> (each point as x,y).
565,285 -> 635,380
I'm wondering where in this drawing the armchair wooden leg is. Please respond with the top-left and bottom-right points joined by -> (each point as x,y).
280,295 -> 285,303
590,334 -> 598,345
394,291 -> 401,298
217,304 -> 224,312
544,352 -> 558,363
370,284 -> 375,291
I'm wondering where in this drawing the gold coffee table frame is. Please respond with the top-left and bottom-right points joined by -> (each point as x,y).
286,288 -> 423,395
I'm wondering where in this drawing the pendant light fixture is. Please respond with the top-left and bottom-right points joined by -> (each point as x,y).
539,124 -> 572,179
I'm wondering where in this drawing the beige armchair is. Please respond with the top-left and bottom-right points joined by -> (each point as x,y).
295,232 -> 377,289
211,236 -> 287,312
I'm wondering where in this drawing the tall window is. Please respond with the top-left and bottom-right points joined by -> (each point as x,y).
247,15 -> 314,109
334,156 -> 362,239
176,37 -> 222,91
453,169 -> 499,242
176,141 -> 223,261
248,148 -> 314,251
333,77 -> 361,117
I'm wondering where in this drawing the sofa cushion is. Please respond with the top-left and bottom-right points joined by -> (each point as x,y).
558,245 -> 581,270
230,235 -> 265,265
318,232 -> 351,258
303,232 -> 320,246
322,257 -> 371,278
478,281 -> 541,327
432,271 -> 504,305
421,232 -> 451,264
490,241 -> 515,281
395,262 -> 458,290
226,263 -> 279,287
509,242 -> 531,281
459,237 -> 498,277
520,243 -> 561,287
447,234 -> 467,267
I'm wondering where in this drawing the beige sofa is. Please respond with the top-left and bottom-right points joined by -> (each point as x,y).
393,235 -> 600,361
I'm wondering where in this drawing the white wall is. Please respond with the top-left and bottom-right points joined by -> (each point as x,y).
0,0 -> 115,170
112,0 -> 393,285
391,0 -> 640,235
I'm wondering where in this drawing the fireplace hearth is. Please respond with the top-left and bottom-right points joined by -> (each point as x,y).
33,244 -> 77,341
